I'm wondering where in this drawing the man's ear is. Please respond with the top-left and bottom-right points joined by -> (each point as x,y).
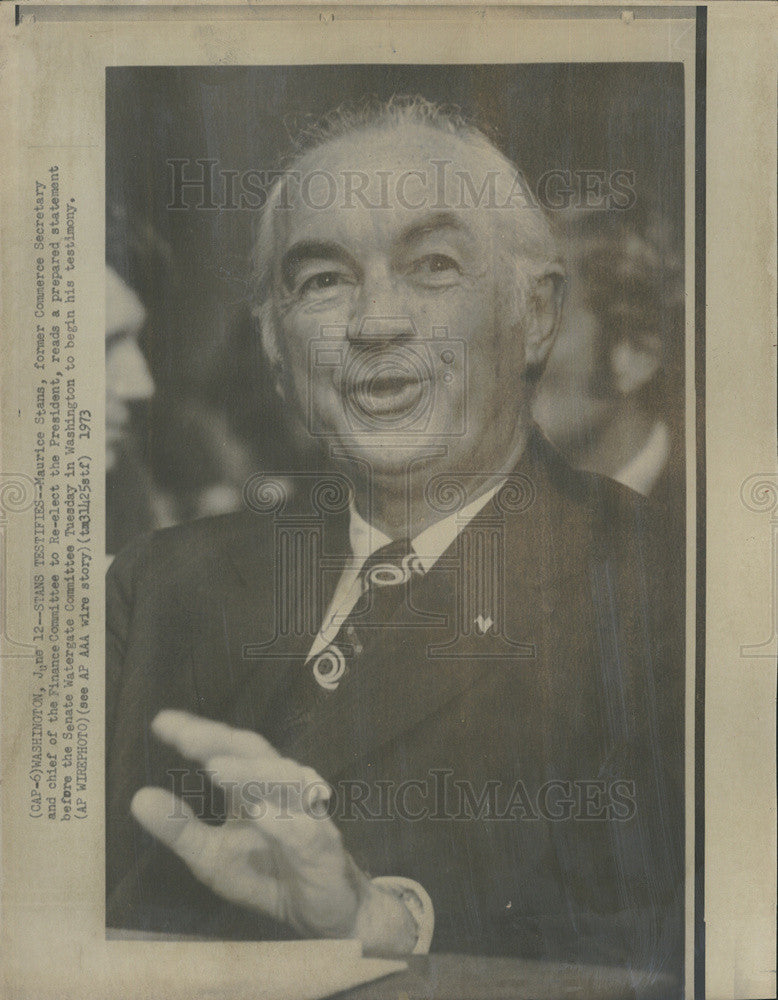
610,334 -> 662,396
256,302 -> 286,400
524,265 -> 566,371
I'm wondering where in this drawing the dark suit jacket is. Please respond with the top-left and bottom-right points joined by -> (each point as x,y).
106,431 -> 684,989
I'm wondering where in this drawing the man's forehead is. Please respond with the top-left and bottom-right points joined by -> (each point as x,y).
275,124 -> 507,252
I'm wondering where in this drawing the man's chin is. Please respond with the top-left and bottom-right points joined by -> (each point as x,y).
327,434 -> 451,477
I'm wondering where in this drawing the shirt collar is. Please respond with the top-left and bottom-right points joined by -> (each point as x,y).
614,420 -> 670,497
347,434 -> 527,572
411,481 -> 504,571
348,482 -> 504,573
348,501 -> 393,563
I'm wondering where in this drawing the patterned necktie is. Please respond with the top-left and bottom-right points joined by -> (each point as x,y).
311,538 -> 425,690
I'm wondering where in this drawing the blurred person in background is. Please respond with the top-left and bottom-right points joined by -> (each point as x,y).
106,265 -> 156,474
106,206 -> 178,556
106,208 -> 291,553
533,203 -> 685,512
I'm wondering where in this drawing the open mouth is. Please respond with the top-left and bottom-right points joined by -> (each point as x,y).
350,371 -> 430,414
342,349 -> 434,426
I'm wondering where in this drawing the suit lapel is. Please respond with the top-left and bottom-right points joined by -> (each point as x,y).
187,489 -> 351,727
281,433 -> 585,779
196,434 -> 598,778
284,558 -> 497,777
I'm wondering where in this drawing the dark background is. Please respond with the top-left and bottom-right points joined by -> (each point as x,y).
105,64 -> 685,547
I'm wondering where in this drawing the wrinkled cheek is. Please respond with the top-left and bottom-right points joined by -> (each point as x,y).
280,319 -> 316,387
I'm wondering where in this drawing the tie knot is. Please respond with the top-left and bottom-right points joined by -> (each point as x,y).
360,538 -> 423,588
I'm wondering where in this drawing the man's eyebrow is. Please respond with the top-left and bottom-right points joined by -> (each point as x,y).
280,240 -> 358,287
397,212 -> 471,247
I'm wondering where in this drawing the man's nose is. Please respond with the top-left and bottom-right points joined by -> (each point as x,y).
347,266 -> 417,343
107,338 -> 155,402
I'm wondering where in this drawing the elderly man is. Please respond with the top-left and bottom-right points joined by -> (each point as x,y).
106,98 -> 684,985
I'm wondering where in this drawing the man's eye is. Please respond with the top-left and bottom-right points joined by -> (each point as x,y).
298,271 -> 351,296
410,254 -> 461,279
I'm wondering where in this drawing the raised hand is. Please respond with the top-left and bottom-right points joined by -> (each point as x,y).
131,710 -> 417,954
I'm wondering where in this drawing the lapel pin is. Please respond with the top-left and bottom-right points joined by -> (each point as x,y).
475,615 -> 494,634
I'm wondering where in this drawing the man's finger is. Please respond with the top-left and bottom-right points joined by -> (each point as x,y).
131,786 -> 217,861
131,787 -> 287,918
207,754 -> 332,814
151,709 -> 281,763
232,786 -> 345,862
